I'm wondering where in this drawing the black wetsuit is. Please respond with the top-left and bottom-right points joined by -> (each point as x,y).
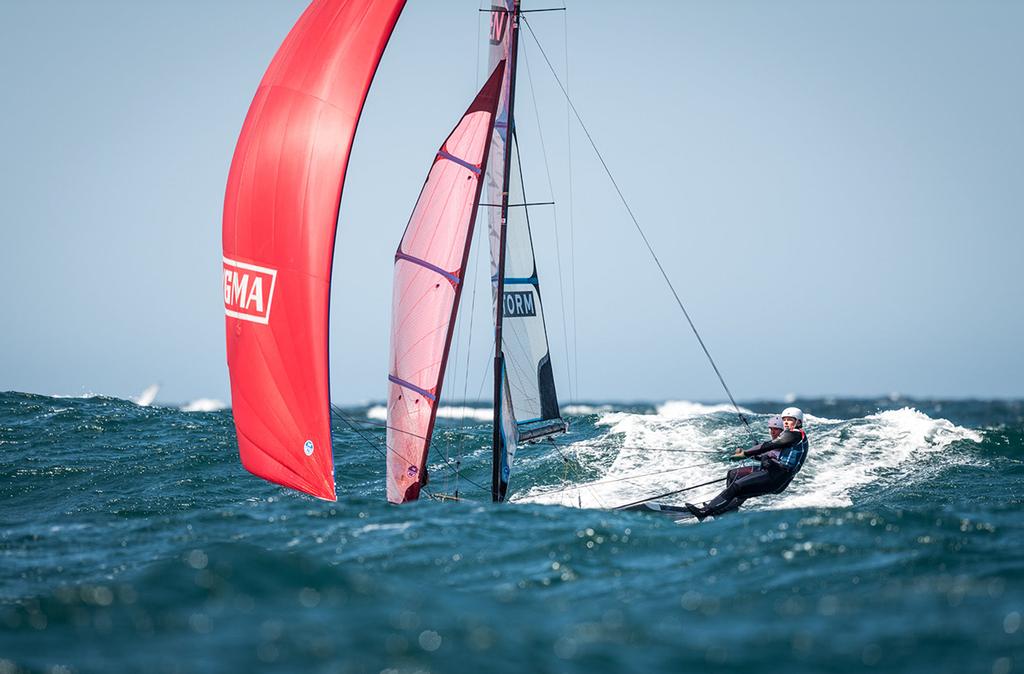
691,428 -> 809,519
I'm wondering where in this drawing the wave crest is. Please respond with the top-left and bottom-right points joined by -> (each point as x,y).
365,405 -> 493,422
519,404 -> 984,511
181,399 -> 227,413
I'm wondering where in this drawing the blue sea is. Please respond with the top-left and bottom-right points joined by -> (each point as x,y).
1,391 -> 1021,673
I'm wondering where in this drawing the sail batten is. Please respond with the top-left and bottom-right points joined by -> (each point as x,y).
385,62 -> 507,504
394,252 -> 462,284
437,150 -> 484,174
388,375 -> 438,401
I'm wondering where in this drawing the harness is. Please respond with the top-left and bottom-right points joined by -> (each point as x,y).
777,428 -> 809,473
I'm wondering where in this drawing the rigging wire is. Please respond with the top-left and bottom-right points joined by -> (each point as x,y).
546,437 -> 606,509
521,16 -> 757,446
330,406 -> 389,458
568,443 -> 727,454
475,0 -> 483,89
612,477 -> 728,510
329,405 -> 434,500
524,459 -> 719,500
345,416 -> 430,442
445,288 -> 464,498
521,44 -> 575,404
432,451 -> 491,494
453,214 -> 486,495
563,9 -> 580,402
447,26 -> 493,492
331,405 -> 492,499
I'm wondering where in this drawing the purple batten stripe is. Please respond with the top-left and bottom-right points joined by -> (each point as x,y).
437,150 -> 481,175
388,375 -> 437,402
395,252 -> 461,285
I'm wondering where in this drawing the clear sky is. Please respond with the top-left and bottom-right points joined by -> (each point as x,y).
1,0 -> 1021,405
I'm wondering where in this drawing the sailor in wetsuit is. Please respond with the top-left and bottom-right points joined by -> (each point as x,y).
686,407 -> 809,521
724,415 -> 784,490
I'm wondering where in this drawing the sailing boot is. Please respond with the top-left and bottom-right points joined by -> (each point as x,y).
684,503 -> 708,522
698,494 -> 740,519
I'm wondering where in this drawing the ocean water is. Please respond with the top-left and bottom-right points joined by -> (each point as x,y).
1,391 -> 1021,673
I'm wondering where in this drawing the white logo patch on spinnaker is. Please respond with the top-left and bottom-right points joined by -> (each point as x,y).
223,257 -> 278,324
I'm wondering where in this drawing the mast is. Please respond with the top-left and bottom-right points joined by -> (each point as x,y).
492,0 -> 522,502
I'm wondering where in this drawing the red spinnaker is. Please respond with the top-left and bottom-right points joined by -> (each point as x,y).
223,0 -> 405,501
386,63 -> 506,503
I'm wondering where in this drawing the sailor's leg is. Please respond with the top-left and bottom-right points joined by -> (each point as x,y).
726,466 -> 755,488
717,497 -> 747,515
688,469 -> 775,520
702,489 -> 739,515
701,470 -> 782,517
695,481 -> 748,517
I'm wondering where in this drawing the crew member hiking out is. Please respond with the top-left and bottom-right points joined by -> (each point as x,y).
685,408 -> 809,521
723,414 -> 784,491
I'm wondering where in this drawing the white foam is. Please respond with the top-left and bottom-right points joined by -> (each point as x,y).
519,400 -> 749,508
517,404 -> 984,512
438,406 -> 493,421
805,412 -> 844,424
776,407 -> 982,509
655,400 -> 754,418
354,522 -> 412,536
562,404 -> 614,415
366,404 -> 492,422
181,398 -> 227,413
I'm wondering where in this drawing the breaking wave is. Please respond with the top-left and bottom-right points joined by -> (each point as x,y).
654,399 -> 754,418
517,403 -> 984,511
181,398 -> 228,413
365,404 -> 493,422
561,404 -> 615,415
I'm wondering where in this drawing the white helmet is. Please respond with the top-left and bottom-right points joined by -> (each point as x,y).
767,415 -> 785,429
781,407 -> 804,422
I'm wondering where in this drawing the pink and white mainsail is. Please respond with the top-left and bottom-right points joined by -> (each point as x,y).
222,0 -> 405,501
385,62 -> 507,504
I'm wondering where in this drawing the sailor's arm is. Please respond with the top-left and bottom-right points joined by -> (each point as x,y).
739,430 -> 802,458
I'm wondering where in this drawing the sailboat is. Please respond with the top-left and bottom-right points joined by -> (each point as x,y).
222,0 -> 752,508
386,0 -> 568,505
